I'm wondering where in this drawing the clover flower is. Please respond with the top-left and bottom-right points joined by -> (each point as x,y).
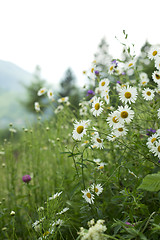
22,175 -> 31,183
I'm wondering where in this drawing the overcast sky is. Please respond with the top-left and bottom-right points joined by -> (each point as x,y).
0,0 -> 160,88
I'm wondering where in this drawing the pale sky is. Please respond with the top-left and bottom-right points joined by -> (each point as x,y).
0,0 -> 160,89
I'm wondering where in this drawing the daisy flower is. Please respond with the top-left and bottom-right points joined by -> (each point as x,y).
142,88 -> 155,101
47,89 -> 54,99
91,184 -> 103,196
72,120 -> 90,141
152,140 -> 160,159
146,133 -> 159,149
139,72 -> 149,86
81,189 -> 94,204
48,191 -> 63,200
99,78 -> 110,90
54,105 -> 64,114
34,102 -> 40,112
148,46 -> 160,60
152,70 -> 160,84
58,96 -> 69,103
93,158 -> 101,165
91,133 -> 104,149
106,133 -> 117,141
111,126 -> 128,137
119,86 -> 138,104
117,105 -> 134,124
155,57 -> 160,70
96,162 -> 106,170
91,97 -> 104,117
125,59 -> 136,70
102,92 -> 110,104
37,87 -> 47,96
106,110 -> 121,128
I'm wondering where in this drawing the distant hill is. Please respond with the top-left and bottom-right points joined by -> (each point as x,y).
0,60 -> 35,128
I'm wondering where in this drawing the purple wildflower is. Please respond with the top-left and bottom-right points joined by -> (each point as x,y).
112,60 -> 118,67
94,70 -> 99,76
121,72 -> 126,75
146,128 -> 156,136
117,80 -> 121,84
86,90 -> 95,97
22,175 -> 31,183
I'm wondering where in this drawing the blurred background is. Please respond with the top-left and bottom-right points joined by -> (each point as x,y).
0,0 -> 159,130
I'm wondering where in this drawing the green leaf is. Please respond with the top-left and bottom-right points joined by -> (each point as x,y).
138,173 -> 160,192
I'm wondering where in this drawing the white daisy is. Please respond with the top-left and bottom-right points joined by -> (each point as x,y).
125,59 -> 136,70
146,133 -> 159,149
81,189 -> 94,204
139,72 -> 149,86
99,78 -> 110,90
72,120 -> 90,141
106,110 -> 121,128
91,133 -> 104,149
106,133 -> 117,141
91,184 -> 103,196
101,87 -> 110,104
93,158 -> 101,165
155,57 -> 160,70
152,70 -> 160,84
152,141 -> 160,159
58,96 -> 69,103
37,87 -> 47,96
111,126 -> 128,137
54,105 -> 64,114
34,102 -> 40,112
102,93 -> 110,104
96,162 -> 106,170
91,97 -> 104,117
119,86 -> 138,104
148,46 -> 160,60
47,89 -> 54,99
142,88 -> 155,101
48,191 -> 63,200
117,105 -> 134,124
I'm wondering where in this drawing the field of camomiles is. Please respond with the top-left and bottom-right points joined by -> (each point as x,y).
1,37 -> 160,239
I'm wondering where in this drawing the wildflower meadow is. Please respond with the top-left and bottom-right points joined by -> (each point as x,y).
1,32 -> 160,239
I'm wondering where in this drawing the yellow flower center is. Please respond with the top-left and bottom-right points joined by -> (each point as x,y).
152,50 -> 157,56
40,90 -> 44,93
112,116 -> 118,123
95,103 -> 100,110
83,70 -> 86,74
86,192 -> 91,198
96,138 -> 102,143
99,165 -> 104,169
124,92 -> 131,98
128,63 -> 133,67
118,128 -> 123,132
95,188 -> 98,193
50,92 -> 52,96
77,126 -> 84,134
61,97 -> 65,101
142,81 -> 146,85
146,91 -> 151,96
110,66 -> 114,71
91,68 -> 94,73
84,140 -> 89,144
101,81 -> 105,86
158,146 -> 160,152
121,111 -> 128,118
155,74 -> 160,80
151,137 -> 156,143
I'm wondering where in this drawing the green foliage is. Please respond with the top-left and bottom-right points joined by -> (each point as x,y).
138,173 -> 160,192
